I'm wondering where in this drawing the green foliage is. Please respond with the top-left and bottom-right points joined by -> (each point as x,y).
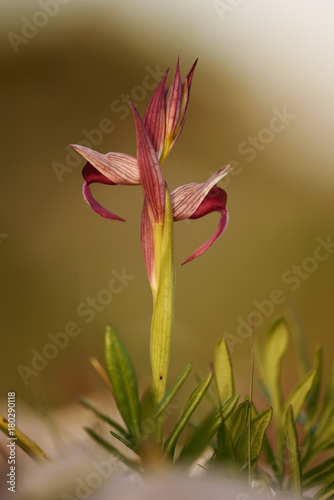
80,317 -> 333,499
214,337 -> 234,405
285,406 -> 302,498
237,407 -> 272,470
104,325 -> 141,440
163,372 -> 213,459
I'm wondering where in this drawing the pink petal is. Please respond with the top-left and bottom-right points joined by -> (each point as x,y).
71,144 -> 140,185
171,166 -> 230,221
171,58 -> 198,145
141,201 -> 156,291
166,57 -> 182,139
143,70 -> 169,159
82,163 -> 125,221
170,166 -> 230,265
130,102 -> 165,225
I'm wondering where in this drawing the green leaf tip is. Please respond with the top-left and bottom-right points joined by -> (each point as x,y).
214,336 -> 234,405
285,405 -> 302,498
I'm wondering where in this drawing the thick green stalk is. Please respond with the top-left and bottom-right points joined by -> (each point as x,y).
150,186 -> 175,444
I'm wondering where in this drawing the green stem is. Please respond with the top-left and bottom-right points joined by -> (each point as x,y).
150,187 -> 175,445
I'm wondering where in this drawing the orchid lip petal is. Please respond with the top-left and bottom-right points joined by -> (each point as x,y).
143,70 -> 169,159
171,165 -> 230,221
71,144 -> 140,185
170,165 -> 230,265
82,162 -> 125,221
130,101 -> 165,225
181,186 -> 228,265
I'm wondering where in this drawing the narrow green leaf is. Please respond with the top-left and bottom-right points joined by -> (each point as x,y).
312,478 -> 334,500
303,457 -> 334,489
163,373 -> 213,459
110,430 -> 138,451
302,439 -> 334,470
215,421 -> 235,462
262,317 -> 289,415
321,356 -> 334,413
311,357 -> 334,452
178,393 -> 240,463
85,427 -> 140,471
240,455 -> 259,473
214,337 -> 234,405
154,363 -> 192,419
79,397 -> 129,437
0,414 -> 53,463
237,407 -> 272,468
230,400 -> 249,446
285,405 -> 302,498
104,325 -> 141,439
306,345 -> 322,422
285,369 -> 317,420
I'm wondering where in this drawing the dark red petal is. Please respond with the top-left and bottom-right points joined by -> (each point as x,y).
82,162 -> 125,222
143,70 -> 169,159
182,186 -> 228,265
130,102 -> 165,225
141,201 -> 156,290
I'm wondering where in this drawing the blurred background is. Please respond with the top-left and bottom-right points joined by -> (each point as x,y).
1,0 -> 333,429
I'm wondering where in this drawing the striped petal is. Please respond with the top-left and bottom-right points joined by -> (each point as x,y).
143,70 -> 169,160
171,58 -> 198,145
165,57 -> 182,140
171,166 -> 230,264
82,162 -> 125,221
71,144 -> 140,185
141,200 -> 156,290
130,102 -> 165,225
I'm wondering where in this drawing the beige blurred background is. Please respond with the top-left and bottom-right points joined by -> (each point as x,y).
1,0 -> 334,415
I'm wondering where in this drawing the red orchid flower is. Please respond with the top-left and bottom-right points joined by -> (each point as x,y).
71,59 -> 230,267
